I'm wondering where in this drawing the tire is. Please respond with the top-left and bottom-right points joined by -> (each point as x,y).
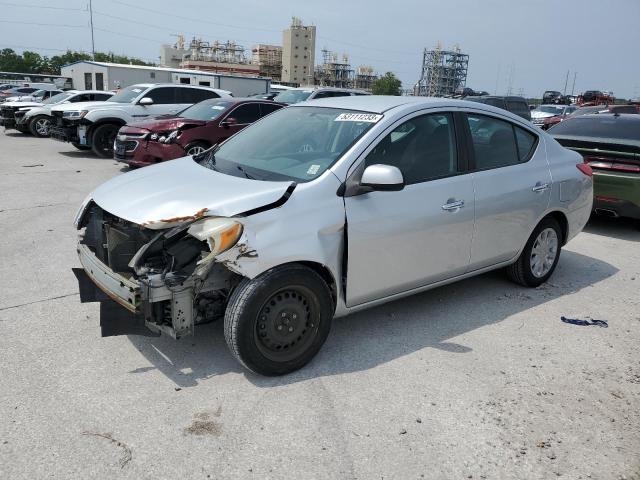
506,217 -> 562,287
29,115 -> 52,137
224,264 -> 334,376
71,143 -> 91,151
184,141 -> 210,156
90,123 -> 119,158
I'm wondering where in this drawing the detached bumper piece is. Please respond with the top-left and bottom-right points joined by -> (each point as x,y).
75,244 -> 195,339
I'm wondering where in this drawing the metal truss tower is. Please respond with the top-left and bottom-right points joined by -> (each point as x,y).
414,44 -> 469,97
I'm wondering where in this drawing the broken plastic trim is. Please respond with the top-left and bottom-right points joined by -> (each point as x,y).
240,183 -> 296,217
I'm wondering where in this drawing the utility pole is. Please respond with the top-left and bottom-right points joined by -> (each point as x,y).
571,72 -> 577,96
563,70 -> 569,95
89,0 -> 95,60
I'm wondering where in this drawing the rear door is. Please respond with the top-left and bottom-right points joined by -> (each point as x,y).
344,110 -> 475,306
463,111 -> 551,269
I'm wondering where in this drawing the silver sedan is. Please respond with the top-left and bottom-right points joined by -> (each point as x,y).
74,96 -> 594,375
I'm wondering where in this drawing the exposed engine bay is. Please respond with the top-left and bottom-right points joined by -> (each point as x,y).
75,203 -> 240,338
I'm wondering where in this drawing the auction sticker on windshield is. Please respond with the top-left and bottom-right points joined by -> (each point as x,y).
335,113 -> 383,123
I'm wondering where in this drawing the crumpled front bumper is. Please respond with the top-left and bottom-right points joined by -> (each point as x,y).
75,243 -> 196,338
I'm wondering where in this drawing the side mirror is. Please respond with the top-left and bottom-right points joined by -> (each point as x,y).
221,117 -> 237,128
139,97 -> 154,106
360,164 -> 404,191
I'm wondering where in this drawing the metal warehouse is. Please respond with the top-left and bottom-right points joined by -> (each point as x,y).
60,61 -> 271,97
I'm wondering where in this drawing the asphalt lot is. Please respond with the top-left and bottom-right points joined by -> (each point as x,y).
0,131 -> 638,480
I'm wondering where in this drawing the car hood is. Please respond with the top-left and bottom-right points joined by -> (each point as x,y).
128,117 -> 207,132
52,101 -> 117,112
86,156 -> 294,229
2,100 -> 43,108
531,111 -> 558,119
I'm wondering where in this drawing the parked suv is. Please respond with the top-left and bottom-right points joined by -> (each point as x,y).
49,84 -> 232,157
465,96 -> 531,120
11,90 -> 114,137
0,90 -> 64,131
273,86 -> 370,104
115,98 -> 285,167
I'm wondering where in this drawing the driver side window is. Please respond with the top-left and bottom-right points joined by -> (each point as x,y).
365,113 -> 458,185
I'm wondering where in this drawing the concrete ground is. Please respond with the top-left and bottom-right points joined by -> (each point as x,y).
0,131 -> 638,480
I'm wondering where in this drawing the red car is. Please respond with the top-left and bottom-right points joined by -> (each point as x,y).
115,98 -> 285,168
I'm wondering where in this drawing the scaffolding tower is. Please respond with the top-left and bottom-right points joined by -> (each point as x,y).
314,49 -> 355,88
414,44 -> 469,97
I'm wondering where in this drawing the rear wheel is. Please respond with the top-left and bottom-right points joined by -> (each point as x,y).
224,265 -> 334,376
185,141 -> 210,156
506,217 -> 562,287
90,123 -> 119,158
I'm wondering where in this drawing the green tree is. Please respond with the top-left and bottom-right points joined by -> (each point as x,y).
371,72 -> 402,96
0,49 -> 154,75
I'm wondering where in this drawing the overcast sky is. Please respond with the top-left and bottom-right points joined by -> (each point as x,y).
1,0 -> 639,98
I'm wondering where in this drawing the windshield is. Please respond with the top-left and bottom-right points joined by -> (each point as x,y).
109,85 -> 146,103
43,92 -> 73,105
273,89 -> 313,104
197,106 -> 380,182
535,106 -> 565,114
550,116 -> 640,141
178,99 -> 233,121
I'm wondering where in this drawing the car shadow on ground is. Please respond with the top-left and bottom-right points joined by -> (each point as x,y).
57,150 -> 98,158
127,250 -> 618,388
584,215 -> 639,242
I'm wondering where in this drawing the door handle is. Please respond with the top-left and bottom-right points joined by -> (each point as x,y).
532,182 -> 550,193
442,199 -> 465,211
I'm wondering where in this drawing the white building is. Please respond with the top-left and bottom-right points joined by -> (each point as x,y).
281,17 -> 316,85
61,61 -> 270,97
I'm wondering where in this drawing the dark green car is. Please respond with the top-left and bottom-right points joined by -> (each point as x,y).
551,114 -> 640,223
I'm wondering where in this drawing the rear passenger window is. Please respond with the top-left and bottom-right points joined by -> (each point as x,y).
260,103 -> 283,116
177,88 -> 219,103
228,103 -> 261,124
466,114 -> 519,170
514,126 -> 537,161
506,100 -> 529,118
146,87 -> 176,104
365,113 -> 457,184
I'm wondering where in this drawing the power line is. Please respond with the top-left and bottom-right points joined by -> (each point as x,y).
0,19 -> 85,28
0,44 -> 72,52
0,1 -> 83,11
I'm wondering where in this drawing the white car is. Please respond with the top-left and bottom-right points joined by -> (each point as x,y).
15,90 -> 114,137
49,83 -> 232,157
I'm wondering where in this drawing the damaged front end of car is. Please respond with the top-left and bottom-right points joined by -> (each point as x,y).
74,202 -> 245,339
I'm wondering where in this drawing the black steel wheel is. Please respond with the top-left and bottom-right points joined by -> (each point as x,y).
90,123 -> 119,158
224,264 -> 334,376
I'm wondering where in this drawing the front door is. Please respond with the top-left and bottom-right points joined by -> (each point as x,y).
344,111 -> 474,307
463,112 -> 552,269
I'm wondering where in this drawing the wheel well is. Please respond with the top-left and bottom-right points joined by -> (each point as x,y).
88,120 -> 125,136
294,261 -> 338,311
545,211 -> 569,245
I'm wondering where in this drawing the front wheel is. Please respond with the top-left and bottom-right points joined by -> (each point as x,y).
506,217 -> 562,287
224,265 -> 334,376
29,115 -> 52,137
184,141 -> 210,156
90,123 -> 119,158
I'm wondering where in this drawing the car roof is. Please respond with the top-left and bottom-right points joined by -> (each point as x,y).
296,95 -> 532,120
290,86 -> 369,93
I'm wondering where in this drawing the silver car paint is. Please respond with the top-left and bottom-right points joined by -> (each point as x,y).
81,96 -> 592,322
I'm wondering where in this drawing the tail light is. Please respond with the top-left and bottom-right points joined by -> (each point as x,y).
584,156 -> 640,173
576,163 -> 593,177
